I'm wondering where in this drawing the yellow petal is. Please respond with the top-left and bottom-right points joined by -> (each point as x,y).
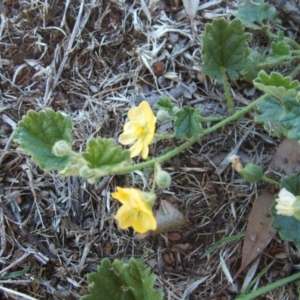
119,132 -> 137,145
118,123 -> 137,145
132,210 -> 157,233
111,187 -> 132,205
141,143 -> 149,160
114,204 -> 135,229
129,139 -> 144,158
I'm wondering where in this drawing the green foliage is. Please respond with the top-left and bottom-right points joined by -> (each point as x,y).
201,18 -> 252,82
241,51 -> 265,83
272,175 -> 300,248
155,97 -> 179,121
254,96 -> 287,137
155,97 -> 176,111
0,264 -> 30,280
76,138 -> 132,183
270,40 -> 290,57
83,138 -> 131,170
254,71 -> 299,99
13,109 -> 73,171
81,258 -> 164,300
236,0 -> 278,30
174,107 -> 203,139
255,95 -> 300,141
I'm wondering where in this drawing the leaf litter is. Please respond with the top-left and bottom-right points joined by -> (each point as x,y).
0,0 -> 300,299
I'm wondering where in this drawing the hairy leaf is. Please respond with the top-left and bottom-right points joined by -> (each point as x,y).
254,71 -> 299,99
241,51 -> 265,83
256,95 -> 300,142
270,40 -> 290,56
280,98 -> 300,140
81,258 -> 164,300
174,107 -> 203,138
236,0 -> 278,30
272,175 -> 300,248
255,96 -> 287,137
80,138 -> 132,181
13,109 -> 72,171
155,97 -> 175,111
201,18 -> 251,82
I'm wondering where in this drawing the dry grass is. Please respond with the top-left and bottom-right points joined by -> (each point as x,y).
0,0 -> 300,299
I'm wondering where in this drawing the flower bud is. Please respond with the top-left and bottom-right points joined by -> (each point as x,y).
239,163 -> 263,183
52,140 -> 72,157
156,110 -> 174,121
140,191 -> 156,207
155,162 -> 171,188
172,106 -> 180,114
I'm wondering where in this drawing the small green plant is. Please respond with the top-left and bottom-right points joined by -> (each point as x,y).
12,0 -> 300,298
81,258 -> 163,300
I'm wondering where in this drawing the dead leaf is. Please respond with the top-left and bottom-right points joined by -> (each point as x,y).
233,191 -> 277,280
269,138 -> 300,176
168,232 -> 182,241
135,200 -> 188,240
154,200 -> 188,233
234,138 -> 300,280
182,0 -> 199,21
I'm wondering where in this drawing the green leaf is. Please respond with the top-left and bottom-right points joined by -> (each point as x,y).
254,96 -> 287,137
81,258 -> 128,300
255,96 -> 300,142
201,18 -> 252,82
236,0 -> 278,30
155,97 -> 179,121
254,71 -> 300,99
114,259 -> 163,300
83,138 -> 131,169
13,109 -> 73,171
79,138 -> 132,182
155,97 -> 175,111
280,97 -> 300,140
270,40 -> 290,56
174,107 -> 203,139
0,264 -> 30,280
81,258 -> 164,300
241,51 -> 265,83
272,175 -> 300,248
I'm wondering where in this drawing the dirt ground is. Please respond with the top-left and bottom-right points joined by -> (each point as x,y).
1,0 -> 300,299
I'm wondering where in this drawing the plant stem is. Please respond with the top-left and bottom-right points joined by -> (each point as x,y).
201,116 -> 225,122
263,27 -> 300,50
289,63 -> 300,79
262,175 -> 280,186
154,133 -> 174,139
115,95 -> 267,175
222,69 -> 235,113
235,272 -> 300,300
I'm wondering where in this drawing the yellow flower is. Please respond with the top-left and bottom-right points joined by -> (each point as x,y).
119,101 -> 156,159
112,187 -> 157,233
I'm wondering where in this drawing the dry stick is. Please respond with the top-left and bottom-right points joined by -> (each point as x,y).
0,202 -> 59,263
0,252 -> 30,276
0,286 -> 38,300
44,0 -> 96,106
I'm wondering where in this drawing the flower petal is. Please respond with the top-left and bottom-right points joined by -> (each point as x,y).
278,188 -> 296,204
129,139 -> 144,158
111,187 -> 132,205
132,210 -> 157,233
141,143 -> 149,160
114,205 -> 136,229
